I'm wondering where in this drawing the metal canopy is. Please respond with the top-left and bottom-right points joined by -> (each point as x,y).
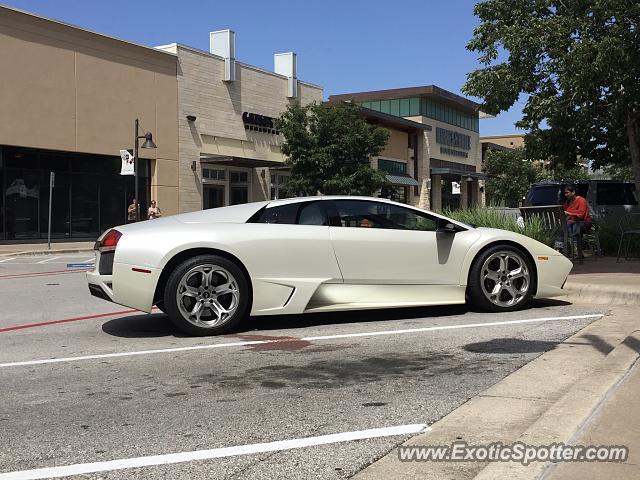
385,173 -> 420,186
200,154 -> 282,168
430,168 -> 486,180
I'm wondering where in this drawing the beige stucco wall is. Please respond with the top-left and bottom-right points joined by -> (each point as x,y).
159,44 -> 323,213
480,134 -> 525,149
380,129 -> 408,160
0,6 -> 180,215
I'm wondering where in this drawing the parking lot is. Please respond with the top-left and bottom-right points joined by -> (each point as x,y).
0,253 -> 604,479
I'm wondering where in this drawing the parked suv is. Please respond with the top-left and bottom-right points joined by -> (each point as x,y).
526,180 -> 639,220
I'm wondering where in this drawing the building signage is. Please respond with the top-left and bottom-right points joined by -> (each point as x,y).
440,146 -> 468,158
242,112 -> 279,135
436,127 -> 471,151
120,149 -> 135,176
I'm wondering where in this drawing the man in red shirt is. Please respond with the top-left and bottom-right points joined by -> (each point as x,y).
563,185 -> 591,259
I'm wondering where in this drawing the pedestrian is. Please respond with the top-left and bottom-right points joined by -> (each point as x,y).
147,200 -> 162,220
127,198 -> 138,223
563,185 -> 591,259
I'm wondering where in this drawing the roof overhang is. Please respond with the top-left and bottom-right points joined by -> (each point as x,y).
358,108 -> 432,133
200,154 -> 283,168
328,85 -> 480,115
430,168 -> 486,180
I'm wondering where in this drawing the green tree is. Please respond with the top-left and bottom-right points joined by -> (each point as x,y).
275,102 -> 389,195
483,148 -> 545,206
463,0 -> 640,193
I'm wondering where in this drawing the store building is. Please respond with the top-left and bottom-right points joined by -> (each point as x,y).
0,5 -> 179,242
156,33 -> 323,213
329,86 -> 484,211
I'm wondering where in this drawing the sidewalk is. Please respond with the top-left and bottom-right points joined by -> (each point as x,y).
545,359 -> 640,479
354,260 -> 640,480
0,241 -> 94,256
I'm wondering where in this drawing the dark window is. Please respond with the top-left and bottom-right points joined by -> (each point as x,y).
4,170 -> 40,239
249,201 -> 328,225
527,186 -> 562,206
230,186 -> 248,205
297,202 -> 327,225
596,183 -> 638,206
378,159 -> 407,175
40,171 -> 70,238
71,175 -> 100,236
250,203 -> 300,224
230,171 -> 248,183
333,200 -> 438,231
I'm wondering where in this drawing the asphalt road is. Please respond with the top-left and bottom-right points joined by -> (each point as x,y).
0,254 -> 604,479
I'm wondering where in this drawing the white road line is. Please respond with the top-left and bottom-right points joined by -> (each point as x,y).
0,314 -> 602,369
0,423 -> 429,480
35,256 -> 59,264
0,257 -> 16,263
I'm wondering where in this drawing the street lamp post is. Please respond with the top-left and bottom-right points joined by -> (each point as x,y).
134,118 -> 157,221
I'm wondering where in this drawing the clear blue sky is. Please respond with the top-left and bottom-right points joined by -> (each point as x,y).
4,0 -> 525,136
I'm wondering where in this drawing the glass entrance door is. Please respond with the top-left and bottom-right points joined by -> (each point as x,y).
203,185 -> 224,209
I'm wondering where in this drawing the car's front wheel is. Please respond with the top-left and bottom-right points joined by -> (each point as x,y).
467,245 -> 534,312
163,255 -> 250,336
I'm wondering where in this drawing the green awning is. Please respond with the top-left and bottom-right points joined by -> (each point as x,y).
385,174 -> 420,186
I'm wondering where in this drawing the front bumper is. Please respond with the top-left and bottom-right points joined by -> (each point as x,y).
533,254 -> 573,298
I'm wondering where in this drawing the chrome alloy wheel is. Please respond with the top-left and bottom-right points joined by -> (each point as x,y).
480,251 -> 530,308
176,264 -> 240,328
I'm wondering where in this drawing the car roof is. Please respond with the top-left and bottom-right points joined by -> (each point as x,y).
264,196 -> 470,228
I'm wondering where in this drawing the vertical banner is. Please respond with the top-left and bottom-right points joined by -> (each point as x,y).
120,149 -> 135,176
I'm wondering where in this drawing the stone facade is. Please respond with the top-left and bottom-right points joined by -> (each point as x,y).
156,43 -> 323,213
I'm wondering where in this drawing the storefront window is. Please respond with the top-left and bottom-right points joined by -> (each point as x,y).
4,170 -> 40,239
379,185 -> 408,204
39,170 -> 70,239
71,175 -> 100,237
271,173 -> 291,200
229,169 -> 250,205
0,146 -> 149,241
378,159 -> 407,175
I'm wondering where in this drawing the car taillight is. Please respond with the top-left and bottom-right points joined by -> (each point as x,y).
95,229 -> 122,252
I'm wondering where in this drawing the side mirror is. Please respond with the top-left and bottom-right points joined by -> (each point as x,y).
437,222 -> 457,234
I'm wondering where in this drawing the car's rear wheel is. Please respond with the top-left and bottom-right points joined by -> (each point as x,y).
467,245 -> 534,312
163,255 -> 250,336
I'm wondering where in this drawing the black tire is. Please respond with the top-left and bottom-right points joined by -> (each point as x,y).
466,244 -> 534,312
154,302 -> 167,314
163,254 -> 250,336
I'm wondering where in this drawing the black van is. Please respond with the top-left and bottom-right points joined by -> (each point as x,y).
526,180 -> 638,220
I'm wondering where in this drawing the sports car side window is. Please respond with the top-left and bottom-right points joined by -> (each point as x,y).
332,200 -> 438,231
249,203 -> 299,224
297,202 -> 328,226
248,201 -> 328,225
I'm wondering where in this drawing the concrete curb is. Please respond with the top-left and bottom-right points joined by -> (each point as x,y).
0,248 -> 94,257
473,331 -> 640,480
564,281 -> 640,306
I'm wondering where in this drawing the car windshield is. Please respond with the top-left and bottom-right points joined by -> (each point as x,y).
527,186 -> 562,206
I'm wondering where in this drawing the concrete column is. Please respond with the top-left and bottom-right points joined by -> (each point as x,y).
431,174 -> 442,212
479,179 -> 487,208
418,177 -> 430,210
460,177 -> 469,210
471,179 -> 480,208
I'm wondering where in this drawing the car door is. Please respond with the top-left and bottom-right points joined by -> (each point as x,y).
327,199 -> 479,285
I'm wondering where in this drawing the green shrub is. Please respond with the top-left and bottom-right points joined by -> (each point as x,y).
443,208 -> 556,246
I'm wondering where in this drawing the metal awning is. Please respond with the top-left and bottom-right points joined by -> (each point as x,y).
430,168 -> 487,180
200,154 -> 283,168
385,173 -> 420,186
